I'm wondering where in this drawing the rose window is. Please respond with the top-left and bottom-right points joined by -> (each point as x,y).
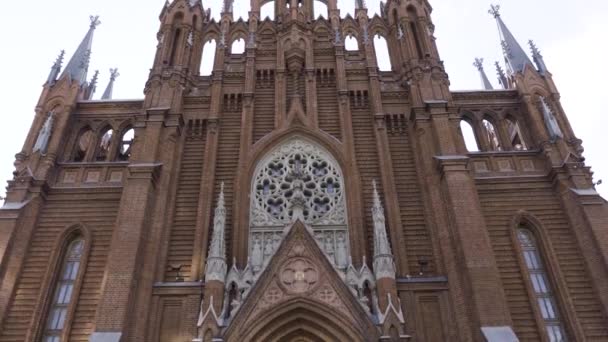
250,138 -> 346,226
249,138 -> 350,272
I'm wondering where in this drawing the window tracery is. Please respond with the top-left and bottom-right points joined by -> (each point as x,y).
42,238 -> 85,342
516,228 -> 567,342
249,138 -> 349,271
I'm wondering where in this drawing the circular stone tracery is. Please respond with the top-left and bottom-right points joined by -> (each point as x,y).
250,138 -> 346,226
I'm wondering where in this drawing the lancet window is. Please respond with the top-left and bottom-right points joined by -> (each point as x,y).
516,228 -> 568,342
42,238 -> 85,342
72,128 -> 93,162
249,138 -> 349,272
116,127 -> 134,161
95,128 -> 114,161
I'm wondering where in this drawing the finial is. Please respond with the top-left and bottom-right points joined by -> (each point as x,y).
355,0 -> 367,10
89,15 -> 101,29
473,58 -> 484,71
529,40 -> 548,74
372,180 -> 381,208
109,68 -> 120,81
495,61 -> 509,89
528,40 -> 541,56
102,68 -> 120,100
488,4 -> 501,18
223,0 -> 234,13
474,58 -> 494,90
46,50 -> 66,85
86,70 -> 99,100
56,50 -> 66,66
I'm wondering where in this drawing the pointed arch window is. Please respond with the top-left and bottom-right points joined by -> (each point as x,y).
516,228 -> 568,342
200,40 -> 217,76
506,117 -> 528,151
42,238 -> 85,342
460,119 -> 480,152
482,119 -> 502,151
72,128 -> 93,162
231,38 -> 245,55
407,7 -> 424,59
345,35 -> 359,51
116,127 -> 134,161
95,128 -> 114,162
373,35 -> 392,71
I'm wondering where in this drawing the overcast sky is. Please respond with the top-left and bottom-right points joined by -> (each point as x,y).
0,0 -> 605,198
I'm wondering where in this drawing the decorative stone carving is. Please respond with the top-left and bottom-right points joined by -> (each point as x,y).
540,97 -> 563,140
371,181 -> 396,280
205,183 -> 228,282
249,138 -> 349,271
33,112 -> 54,155
279,257 -> 319,294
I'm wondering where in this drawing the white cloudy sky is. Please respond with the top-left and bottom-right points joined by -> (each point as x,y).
0,0 -> 605,198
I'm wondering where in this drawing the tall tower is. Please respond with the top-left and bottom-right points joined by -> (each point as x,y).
0,1 -> 606,342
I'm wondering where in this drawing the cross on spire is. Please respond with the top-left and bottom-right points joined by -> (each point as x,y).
90,15 -> 101,29
473,58 -> 484,71
488,4 -> 501,18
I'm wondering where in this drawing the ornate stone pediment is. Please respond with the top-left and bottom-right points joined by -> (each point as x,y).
223,220 -> 378,342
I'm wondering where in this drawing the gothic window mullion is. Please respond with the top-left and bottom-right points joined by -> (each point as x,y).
515,227 -> 568,342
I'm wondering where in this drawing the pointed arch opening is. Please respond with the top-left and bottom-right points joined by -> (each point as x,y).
482,118 -> 502,151
373,35 -> 392,71
460,119 -> 480,152
407,6 -> 424,59
345,35 -> 359,51
232,298 -> 371,342
231,38 -> 246,55
41,234 -> 86,342
116,127 -> 134,161
95,127 -> 114,162
200,39 -> 217,76
249,137 -> 350,272
72,127 -> 94,162
506,116 -> 528,151
514,223 -> 568,341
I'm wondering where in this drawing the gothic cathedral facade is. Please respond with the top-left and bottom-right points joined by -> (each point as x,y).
0,0 -> 607,341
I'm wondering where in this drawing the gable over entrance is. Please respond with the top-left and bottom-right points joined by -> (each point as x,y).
223,220 -> 379,342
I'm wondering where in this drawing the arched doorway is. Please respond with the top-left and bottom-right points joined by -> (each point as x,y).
230,298 -> 370,342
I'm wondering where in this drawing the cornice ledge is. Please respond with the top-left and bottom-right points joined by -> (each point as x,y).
570,188 -> 607,205
435,155 -> 470,174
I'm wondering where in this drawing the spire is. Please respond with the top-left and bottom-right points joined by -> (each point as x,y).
473,58 -> 494,90
61,16 -> 101,85
371,181 -> 396,280
495,61 -> 509,89
46,50 -> 65,85
205,183 -> 228,282
85,70 -> 99,100
101,68 -> 120,100
355,0 -> 367,10
489,5 -> 533,74
529,40 -> 548,74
